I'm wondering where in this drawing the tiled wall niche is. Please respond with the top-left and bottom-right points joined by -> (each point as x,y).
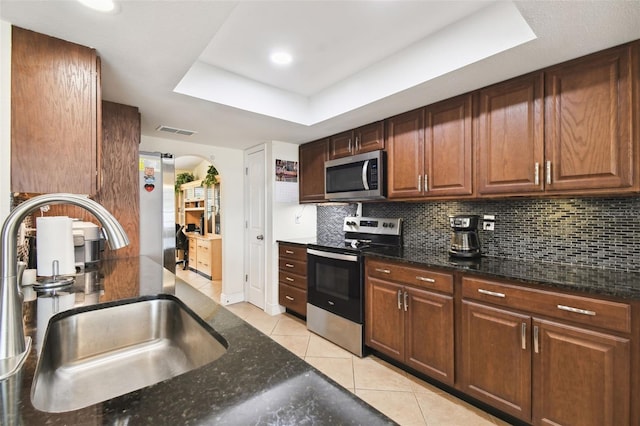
318,196 -> 640,272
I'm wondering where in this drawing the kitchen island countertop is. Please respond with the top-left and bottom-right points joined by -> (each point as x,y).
7,256 -> 395,425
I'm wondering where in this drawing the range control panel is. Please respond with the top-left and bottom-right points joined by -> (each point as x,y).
343,216 -> 402,236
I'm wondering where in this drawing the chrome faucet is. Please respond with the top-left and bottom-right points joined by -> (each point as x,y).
0,193 -> 129,379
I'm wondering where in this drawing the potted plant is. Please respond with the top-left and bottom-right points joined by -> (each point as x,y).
202,165 -> 219,187
175,172 -> 195,192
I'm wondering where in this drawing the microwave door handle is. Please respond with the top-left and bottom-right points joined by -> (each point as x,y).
362,160 -> 370,190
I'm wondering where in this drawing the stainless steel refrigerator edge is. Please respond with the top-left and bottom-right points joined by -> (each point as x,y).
139,152 -> 176,273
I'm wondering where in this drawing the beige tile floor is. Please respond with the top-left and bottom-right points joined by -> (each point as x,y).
176,268 -> 513,426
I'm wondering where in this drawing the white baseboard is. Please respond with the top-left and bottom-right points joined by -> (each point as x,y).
220,291 -> 245,306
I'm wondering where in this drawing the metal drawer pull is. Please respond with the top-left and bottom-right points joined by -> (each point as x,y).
285,250 -> 294,254
534,162 -> 540,186
534,326 -> 539,354
557,304 -> 596,316
285,277 -> 294,282
375,268 -> 391,274
285,263 -> 294,268
546,161 -> 552,185
478,288 -> 506,298
285,296 -> 294,301
416,276 -> 435,283
397,290 -> 402,310
403,291 -> 408,312
521,323 -> 527,350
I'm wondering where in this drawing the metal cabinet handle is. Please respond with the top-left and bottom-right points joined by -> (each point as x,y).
546,161 -> 552,185
477,288 -> 506,298
403,291 -> 408,312
375,268 -> 391,274
257,235 -> 264,240
534,325 -> 539,353
285,263 -> 294,268
285,250 -> 294,254
285,277 -> 294,282
418,175 -> 422,192
348,138 -> 352,153
416,276 -> 435,283
424,174 -> 428,192
534,162 -> 540,186
521,323 -> 527,350
355,136 -> 360,152
557,304 -> 596,316
397,290 -> 403,310
285,295 -> 294,301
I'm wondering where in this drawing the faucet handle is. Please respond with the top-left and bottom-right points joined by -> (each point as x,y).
17,261 -> 27,288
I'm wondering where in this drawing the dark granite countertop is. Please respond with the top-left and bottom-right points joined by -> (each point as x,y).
278,239 -> 640,300
6,256 -> 395,425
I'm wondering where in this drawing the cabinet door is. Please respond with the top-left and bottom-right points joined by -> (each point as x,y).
404,287 -> 454,385
386,109 -> 425,198
532,319 -> 630,426
424,94 -> 473,197
477,73 -> 544,195
544,44 -> 636,193
11,27 -> 100,195
299,138 -> 329,203
329,130 -> 354,159
365,277 -> 404,361
356,121 -> 384,154
461,301 -> 532,421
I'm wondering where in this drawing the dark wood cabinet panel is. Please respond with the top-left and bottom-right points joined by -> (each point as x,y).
477,73 -> 544,195
461,300 -> 532,421
329,121 -> 384,159
365,277 -> 404,359
544,44 -> 637,193
299,138 -> 329,203
11,26 -> 100,195
424,94 -> 473,196
278,243 -> 307,316
386,109 -> 425,198
532,319 -> 630,426
405,287 -> 454,385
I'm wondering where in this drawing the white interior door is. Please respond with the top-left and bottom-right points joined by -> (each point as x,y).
245,147 -> 266,309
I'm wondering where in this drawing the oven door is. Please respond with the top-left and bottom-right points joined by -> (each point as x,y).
307,248 -> 363,324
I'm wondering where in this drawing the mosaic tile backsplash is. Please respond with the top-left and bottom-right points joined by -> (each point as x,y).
317,197 -> 640,272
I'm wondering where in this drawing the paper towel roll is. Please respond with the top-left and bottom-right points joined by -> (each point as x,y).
36,216 -> 75,276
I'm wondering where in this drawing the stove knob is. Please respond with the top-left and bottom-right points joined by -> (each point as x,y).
346,221 -> 356,226
387,223 -> 395,229
382,223 -> 388,228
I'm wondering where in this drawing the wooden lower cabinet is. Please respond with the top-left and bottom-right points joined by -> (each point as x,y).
461,297 -> 631,425
278,243 -> 307,317
532,319 -> 630,426
365,260 -> 455,385
461,301 -> 532,420
187,234 -> 222,280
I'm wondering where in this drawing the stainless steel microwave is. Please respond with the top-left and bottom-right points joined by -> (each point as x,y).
324,150 -> 385,201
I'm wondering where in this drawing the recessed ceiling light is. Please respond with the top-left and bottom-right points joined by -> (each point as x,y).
77,0 -> 117,13
270,51 -> 293,66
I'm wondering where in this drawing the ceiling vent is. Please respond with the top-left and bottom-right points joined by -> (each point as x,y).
155,125 -> 197,136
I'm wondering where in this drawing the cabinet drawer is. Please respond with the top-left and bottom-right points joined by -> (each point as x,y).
279,283 -> 307,316
197,259 -> 212,276
462,276 -> 631,333
279,244 -> 307,261
188,238 -> 197,252
367,259 -> 453,294
279,258 -> 307,277
279,271 -> 307,290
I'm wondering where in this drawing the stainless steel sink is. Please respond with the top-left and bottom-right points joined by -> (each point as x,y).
31,294 -> 228,413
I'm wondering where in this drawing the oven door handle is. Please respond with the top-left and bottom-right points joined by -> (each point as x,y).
307,248 -> 359,262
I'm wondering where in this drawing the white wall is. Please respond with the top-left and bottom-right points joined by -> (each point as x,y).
1,20 -> 12,220
140,135 -> 245,303
264,140 -> 316,315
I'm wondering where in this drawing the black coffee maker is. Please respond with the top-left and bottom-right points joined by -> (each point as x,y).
448,215 -> 481,258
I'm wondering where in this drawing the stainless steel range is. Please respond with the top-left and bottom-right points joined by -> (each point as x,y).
307,216 -> 403,356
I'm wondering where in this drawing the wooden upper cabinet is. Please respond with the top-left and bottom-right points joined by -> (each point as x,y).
11,26 -> 101,195
387,95 -> 472,199
329,121 -> 384,159
544,43 -> 637,193
424,94 -> 473,197
477,73 -> 544,195
299,138 -> 329,203
386,109 -> 425,198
